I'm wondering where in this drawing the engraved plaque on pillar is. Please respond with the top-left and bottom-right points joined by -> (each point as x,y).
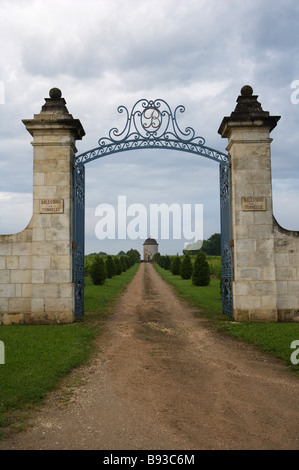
39,199 -> 64,214
241,197 -> 266,211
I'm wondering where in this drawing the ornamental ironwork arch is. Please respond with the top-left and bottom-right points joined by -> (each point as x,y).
73,99 -> 233,319
74,99 -> 229,166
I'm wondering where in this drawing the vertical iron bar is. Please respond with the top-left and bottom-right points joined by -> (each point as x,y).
73,164 -> 85,318
219,161 -> 233,316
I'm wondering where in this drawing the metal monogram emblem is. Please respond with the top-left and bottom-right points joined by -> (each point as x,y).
142,107 -> 161,131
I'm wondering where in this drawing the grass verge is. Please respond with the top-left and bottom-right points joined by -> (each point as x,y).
83,263 -> 139,322
154,263 -> 225,321
154,263 -> 299,378
0,263 -> 139,438
217,322 -> 299,377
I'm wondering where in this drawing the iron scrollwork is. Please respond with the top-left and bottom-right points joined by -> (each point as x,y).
220,161 -> 231,208
74,165 -> 85,207
74,99 -> 229,166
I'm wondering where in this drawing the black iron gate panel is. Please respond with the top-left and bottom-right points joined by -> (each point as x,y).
220,161 -> 233,316
73,164 -> 85,318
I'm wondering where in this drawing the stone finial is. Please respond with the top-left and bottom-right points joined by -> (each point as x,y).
218,85 -> 280,136
40,87 -> 69,115
23,88 -> 85,140
49,87 -> 62,100
240,85 -> 253,96
233,85 -> 267,116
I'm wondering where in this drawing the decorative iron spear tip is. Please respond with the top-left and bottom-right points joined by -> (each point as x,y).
49,87 -> 62,100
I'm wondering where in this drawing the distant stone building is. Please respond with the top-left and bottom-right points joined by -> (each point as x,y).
143,237 -> 158,261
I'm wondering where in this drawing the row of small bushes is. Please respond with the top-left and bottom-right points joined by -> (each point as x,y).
88,250 -> 140,285
153,251 -> 211,286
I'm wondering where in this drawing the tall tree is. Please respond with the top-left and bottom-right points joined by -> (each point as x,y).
201,233 -> 221,256
126,249 -> 140,264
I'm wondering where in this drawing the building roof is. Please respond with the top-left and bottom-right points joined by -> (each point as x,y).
143,237 -> 158,246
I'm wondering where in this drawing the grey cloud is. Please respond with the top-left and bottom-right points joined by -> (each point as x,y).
1,0 -> 299,253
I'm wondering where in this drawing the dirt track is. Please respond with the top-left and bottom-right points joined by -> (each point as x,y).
1,262 -> 299,450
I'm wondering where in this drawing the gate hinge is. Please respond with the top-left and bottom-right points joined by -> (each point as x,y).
229,239 -> 234,247
72,241 -> 77,249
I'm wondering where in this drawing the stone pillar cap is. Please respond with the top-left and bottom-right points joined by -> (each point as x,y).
22,88 -> 85,140
40,88 -> 71,116
218,85 -> 280,137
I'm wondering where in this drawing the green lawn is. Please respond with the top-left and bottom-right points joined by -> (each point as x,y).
0,324 -> 96,429
154,263 -> 225,320
217,322 -> 299,377
0,263 -> 139,437
83,263 -> 139,320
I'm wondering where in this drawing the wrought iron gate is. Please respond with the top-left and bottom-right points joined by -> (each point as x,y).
73,164 -> 85,318
220,162 -> 233,315
73,99 -> 233,318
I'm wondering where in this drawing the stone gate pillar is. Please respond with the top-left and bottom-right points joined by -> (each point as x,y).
22,88 -> 85,323
219,86 -> 281,321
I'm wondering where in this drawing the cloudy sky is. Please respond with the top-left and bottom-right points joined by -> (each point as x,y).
0,0 -> 299,255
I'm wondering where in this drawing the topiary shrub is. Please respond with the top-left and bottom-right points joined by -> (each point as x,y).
90,255 -> 106,285
114,256 -> 122,275
164,255 -> 171,270
171,256 -> 181,275
125,255 -> 131,269
180,253 -> 193,279
192,250 -> 210,286
120,255 -> 128,272
159,256 -> 166,268
152,252 -> 161,264
105,255 -> 115,278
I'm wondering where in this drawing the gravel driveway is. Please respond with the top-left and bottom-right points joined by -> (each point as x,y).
1,262 -> 298,450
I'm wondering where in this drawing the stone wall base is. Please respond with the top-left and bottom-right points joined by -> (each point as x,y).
0,310 -> 74,325
233,309 -> 278,323
233,309 -> 299,323
277,310 -> 299,323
